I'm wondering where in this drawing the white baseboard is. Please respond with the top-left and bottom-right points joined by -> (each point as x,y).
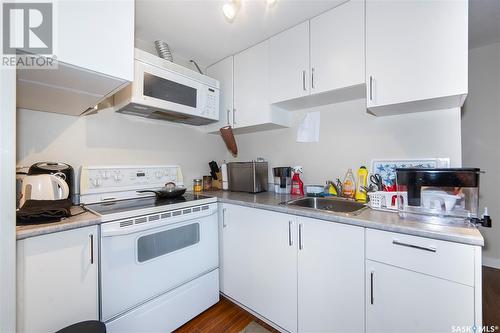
483,256 -> 500,269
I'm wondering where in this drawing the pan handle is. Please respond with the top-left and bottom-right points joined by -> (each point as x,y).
137,190 -> 159,195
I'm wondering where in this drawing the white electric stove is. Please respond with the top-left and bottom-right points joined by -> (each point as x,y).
80,165 -> 219,333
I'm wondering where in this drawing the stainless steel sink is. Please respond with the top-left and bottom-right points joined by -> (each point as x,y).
284,197 -> 367,215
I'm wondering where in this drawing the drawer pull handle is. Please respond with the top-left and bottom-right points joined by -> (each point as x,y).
288,221 -> 293,246
392,240 -> 436,253
370,271 -> 374,305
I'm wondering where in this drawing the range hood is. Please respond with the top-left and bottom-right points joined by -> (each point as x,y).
114,49 -> 220,126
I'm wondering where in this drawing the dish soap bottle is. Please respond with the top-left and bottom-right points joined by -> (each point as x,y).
291,166 -> 304,195
342,168 -> 356,199
355,166 -> 368,202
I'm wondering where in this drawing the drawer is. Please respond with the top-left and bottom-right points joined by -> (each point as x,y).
366,229 -> 476,286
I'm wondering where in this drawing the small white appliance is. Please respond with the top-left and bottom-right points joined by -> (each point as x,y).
80,165 -> 219,333
19,174 -> 70,207
114,49 -> 220,125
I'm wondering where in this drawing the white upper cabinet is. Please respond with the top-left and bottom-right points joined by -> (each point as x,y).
17,0 -> 134,116
268,0 -> 365,110
269,21 -> 310,103
233,40 -> 291,133
205,56 -> 234,134
56,0 -> 134,81
310,0 -> 364,94
365,0 -> 468,115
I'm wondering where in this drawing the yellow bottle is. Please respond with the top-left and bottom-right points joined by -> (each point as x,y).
355,166 -> 368,202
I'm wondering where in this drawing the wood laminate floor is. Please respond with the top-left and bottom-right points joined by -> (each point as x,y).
176,266 -> 500,333
483,266 -> 500,328
174,297 -> 279,333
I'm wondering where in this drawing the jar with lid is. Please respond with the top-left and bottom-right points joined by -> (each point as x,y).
193,179 -> 202,193
203,175 -> 212,191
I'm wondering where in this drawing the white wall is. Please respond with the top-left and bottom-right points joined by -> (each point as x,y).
1,55 -> 17,333
462,42 -> 500,268
229,99 -> 462,185
17,107 -> 227,193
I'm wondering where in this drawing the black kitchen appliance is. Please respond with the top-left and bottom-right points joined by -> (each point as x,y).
28,162 -> 77,204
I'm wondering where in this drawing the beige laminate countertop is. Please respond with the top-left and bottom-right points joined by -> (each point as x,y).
16,206 -> 101,240
16,192 -> 485,246
203,191 -> 485,246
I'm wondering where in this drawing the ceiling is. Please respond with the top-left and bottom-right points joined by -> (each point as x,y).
469,0 -> 500,49
135,0 -> 345,68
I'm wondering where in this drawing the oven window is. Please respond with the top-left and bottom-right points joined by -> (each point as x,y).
143,73 -> 197,108
137,223 -> 200,263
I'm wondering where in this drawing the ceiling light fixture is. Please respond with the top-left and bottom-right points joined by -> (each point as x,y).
266,0 -> 277,7
222,0 -> 240,22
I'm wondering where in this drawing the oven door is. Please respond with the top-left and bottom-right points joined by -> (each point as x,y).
100,209 -> 218,321
133,60 -> 207,117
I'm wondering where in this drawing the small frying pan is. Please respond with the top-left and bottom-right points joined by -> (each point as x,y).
137,182 -> 187,199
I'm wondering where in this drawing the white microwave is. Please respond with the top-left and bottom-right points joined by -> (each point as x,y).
115,49 -> 220,125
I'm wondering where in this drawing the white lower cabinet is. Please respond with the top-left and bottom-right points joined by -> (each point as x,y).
297,217 -> 365,333
17,226 -> 99,333
220,204 -> 297,332
220,204 -> 365,333
366,260 -> 474,333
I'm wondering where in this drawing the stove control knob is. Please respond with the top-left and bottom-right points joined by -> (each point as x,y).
92,178 -> 102,187
155,171 -> 163,179
101,171 -> 111,179
114,173 -> 123,182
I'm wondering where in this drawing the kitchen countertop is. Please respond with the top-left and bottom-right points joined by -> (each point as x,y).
16,192 -> 485,246
16,206 -> 101,240
203,191 -> 485,246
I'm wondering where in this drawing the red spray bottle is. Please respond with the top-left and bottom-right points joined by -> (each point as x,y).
291,166 -> 304,195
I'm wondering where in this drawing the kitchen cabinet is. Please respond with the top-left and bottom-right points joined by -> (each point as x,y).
310,0 -> 364,94
365,0 -> 468,115
17,226 -> 99,333
220,204 -> 366,333
232,40 -> 291,134
297,217 -> 365,333
17,0 -> 134,116
205,57 -> 233,134
269,21 -> 310,103
269,0 -> 365,110
56,0 -> 134,81
365,229 -> 481,332
220,204 -> 297,332
366,260 -> 474,333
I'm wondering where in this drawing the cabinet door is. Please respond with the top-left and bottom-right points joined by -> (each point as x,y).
57,0 -> 134,80
17,226 -> 99,333
269,21 -> 310,103
205,56 -> 233,133
365,0 -> 467,109
310,0 -> 364,94
366,260 -> 474,333
220,204 -> 297,333
233,40 -> 272,129
298,218 -> 364,333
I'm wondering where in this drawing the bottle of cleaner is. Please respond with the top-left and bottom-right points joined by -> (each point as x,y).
291,166 -> 304,195
342,168 -> 356,199
355,166 -> 368,202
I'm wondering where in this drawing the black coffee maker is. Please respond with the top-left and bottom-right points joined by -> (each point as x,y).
28,162 -> 77,204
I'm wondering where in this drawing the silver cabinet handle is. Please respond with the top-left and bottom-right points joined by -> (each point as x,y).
226,109 -> 230,126
311,67 -> 315,89
298,223 -> 303,250
302,70 -> 306,91
89,234 -> 94,264
369,76 -> 373,101
232,108 -> 236,125
392,240 -> 436,253
222,208 -> 227,228
370,271 -> 374,305
288,221 -> 293,246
